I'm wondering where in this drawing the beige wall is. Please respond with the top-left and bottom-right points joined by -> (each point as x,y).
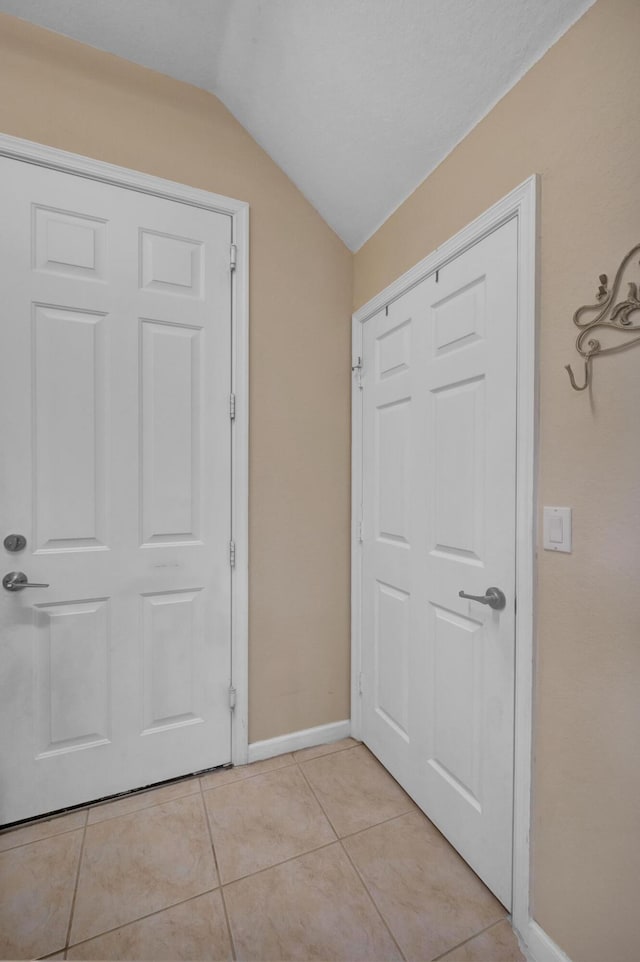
0,14 -> 353,743
354,1 -> 640,960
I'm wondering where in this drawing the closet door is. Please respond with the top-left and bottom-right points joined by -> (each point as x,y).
360,218 -> 518,908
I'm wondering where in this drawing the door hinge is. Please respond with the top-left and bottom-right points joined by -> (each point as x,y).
228,686 -> 237,711
358,671 -> 363,696
230,244 -> 237,272
352,355 -> 363,389
356,520 -> 363,543
229,540 -> 236,567
229,393 -> 236,420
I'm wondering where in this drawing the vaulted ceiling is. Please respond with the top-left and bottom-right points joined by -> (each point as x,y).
0,0 -> 595,249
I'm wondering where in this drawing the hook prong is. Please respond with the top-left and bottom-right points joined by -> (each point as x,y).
565,359 -> 591,391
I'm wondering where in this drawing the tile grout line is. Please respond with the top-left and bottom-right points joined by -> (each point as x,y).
86,782 -> 201,825
199,779 -> 237,961
63,808 -> 89,953
200,743 -> 362,794
294,754 -> 416,842
338,806 -> 418,841
0,818 -> 88,853
200,758 -> 297,793
220,838 -> 339,887
295,759 -> 408,962
64,886 -> 222,955
337,834 -> 408,962
5,777 -> 203,843
293,760 -> 342,838
291,741 -> 361,764
430,917 -> 511,961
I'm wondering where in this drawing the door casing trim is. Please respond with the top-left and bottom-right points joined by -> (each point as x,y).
350,175 -> 539,941
0,132 -> 250,768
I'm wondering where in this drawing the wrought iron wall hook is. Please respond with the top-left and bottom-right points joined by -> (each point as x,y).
565,356 -> 592,391
566,243 -> 640,392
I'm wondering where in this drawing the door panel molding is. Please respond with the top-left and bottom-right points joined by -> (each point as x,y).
351,175 -> 538,940
0,132 -> 250,769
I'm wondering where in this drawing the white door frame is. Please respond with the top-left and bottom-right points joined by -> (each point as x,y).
351,176 -> 538,942
0,132 -> 250,769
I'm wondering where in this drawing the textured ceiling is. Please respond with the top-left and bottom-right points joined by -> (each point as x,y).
1,0 -> 595,250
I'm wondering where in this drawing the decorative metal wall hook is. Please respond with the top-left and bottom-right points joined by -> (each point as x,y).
566,243 -> 640,392
565,355 -> 593,391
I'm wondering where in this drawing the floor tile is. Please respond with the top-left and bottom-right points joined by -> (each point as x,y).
70,793 -> 217,944
293,737 -> 360,762
225,842 -> 403,962
343,811 -> 506,961
0,829 -> 82,960
438,920 -> 525,961
67,891 -> 232,961
87,775 -> 201,824
301,744 -> 415,836
0,808 -> 86,852
203,764 -> 335,883
200,752 -> 295,791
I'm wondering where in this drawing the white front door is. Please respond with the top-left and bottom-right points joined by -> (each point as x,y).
0,156 -> 233,824
360,218 -> 518,908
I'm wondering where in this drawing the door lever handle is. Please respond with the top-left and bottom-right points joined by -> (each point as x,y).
458,586 -> 506,611
3,571 -> 50,592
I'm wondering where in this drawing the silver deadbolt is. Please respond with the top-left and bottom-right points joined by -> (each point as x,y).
2,571 -> 50,592
3,534 -> 27,552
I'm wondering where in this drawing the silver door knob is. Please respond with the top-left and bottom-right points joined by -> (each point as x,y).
458,586 -> 506,610
2,571 -> 50,592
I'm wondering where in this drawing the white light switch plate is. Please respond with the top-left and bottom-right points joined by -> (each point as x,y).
543,506 -> 572,553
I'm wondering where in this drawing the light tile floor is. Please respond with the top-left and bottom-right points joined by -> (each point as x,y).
0,739 -> 526,961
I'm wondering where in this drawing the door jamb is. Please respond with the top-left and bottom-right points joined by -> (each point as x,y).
350,175 -> 539,939
0,132 -> 250,767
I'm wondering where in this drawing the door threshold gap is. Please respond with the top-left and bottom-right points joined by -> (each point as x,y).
0,763 -> 233,832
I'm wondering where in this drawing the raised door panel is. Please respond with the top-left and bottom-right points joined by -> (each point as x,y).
33,305 -> 108,552
140,319 -> 202,545
35,599 -> 111,756
431,376 -> 486,563
33,205 -> 107,282
376,399 -> 410,545
375,582 -> 410,740
431,277 -> 485,357
141,589 -> 204,733
426,604 -> 483,812
139,230 -> 203,298
376,318 -> 410,379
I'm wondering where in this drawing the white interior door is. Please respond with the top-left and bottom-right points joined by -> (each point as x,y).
360,218 -> 518,908
0,156 -> 233,824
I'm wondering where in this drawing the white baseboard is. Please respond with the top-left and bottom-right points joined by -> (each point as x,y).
520,920 -> 573,962
247,720 -> 352,763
